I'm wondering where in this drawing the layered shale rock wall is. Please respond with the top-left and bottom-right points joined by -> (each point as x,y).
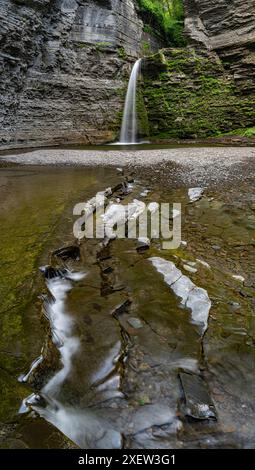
143,47 -> 255,139
1,1 -> 255,148
184,0 -> 255,91
142,1 -> 255,140
0,0 -> 160,149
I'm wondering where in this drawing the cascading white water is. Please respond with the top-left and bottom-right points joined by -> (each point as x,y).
119,59 -> 141,144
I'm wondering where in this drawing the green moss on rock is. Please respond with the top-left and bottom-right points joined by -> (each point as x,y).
142,48 -> 255,139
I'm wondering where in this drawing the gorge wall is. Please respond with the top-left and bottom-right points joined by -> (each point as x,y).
143,46 -> 255,140
184,0 -> 255,92
143,0 -> 255,140
0,0 -> 160,149
1,1 -> 255,149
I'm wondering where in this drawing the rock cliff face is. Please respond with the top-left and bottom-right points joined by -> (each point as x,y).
184,0 -> 255,91
0,0 -> 159,149
1,1 -> 255,148
142,1 -> 255,140
142,47 -> 255,139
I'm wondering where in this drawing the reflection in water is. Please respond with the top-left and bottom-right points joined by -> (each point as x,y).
91,341 -> 121,386
18,354 -> 44,383
31,397 -> 122,449
43,272 -> 85,396
1,164 -> 255,449
150,257 -> 211,333
19,268 -> 124,449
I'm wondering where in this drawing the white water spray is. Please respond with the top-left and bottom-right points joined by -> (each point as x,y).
119,59 -> 141,144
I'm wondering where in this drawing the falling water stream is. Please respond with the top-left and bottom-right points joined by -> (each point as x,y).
119,59 -> 141,144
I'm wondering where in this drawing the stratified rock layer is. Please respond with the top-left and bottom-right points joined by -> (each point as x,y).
0,0 -> 159,149
141,2 -> 255,140
142,47 -> 255,139
184,0 -> 255,91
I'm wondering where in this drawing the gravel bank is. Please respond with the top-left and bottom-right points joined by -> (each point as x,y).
1,147 -> 255,186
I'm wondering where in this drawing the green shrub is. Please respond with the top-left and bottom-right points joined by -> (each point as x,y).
117,47 -> 127,59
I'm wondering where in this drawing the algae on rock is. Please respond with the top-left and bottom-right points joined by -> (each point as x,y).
142,48 -> 255,139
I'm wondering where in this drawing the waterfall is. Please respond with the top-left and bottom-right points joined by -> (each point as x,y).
119,59 -> 141,144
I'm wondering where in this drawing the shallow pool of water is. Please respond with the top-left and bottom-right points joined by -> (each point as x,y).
0,163 -> 254,449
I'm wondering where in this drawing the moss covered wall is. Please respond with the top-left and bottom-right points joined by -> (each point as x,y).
142,48 -> 255,139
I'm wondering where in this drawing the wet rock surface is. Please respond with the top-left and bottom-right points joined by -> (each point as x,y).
0,159 -> 254,448
179,372 -> 217,421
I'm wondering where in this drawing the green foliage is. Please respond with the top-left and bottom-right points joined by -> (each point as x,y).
141,41 -> 151,56
95,41 -> 112,51
136,0 -> 186,46
117,47 -> 127,59
76,42 -> 89,49
239,127 -> 255,137
220,127 -> 255,137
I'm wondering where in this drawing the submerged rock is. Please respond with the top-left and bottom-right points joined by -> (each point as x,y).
39,265 -> 67,280
137,237 -> 151,252
179,372 -> 217,421
188,187 -> 204,203
150,257 -> 211,332
140,189 -> 150,197
212,245 -> 221,251
127,404 -> 177,436
183,264 -> 198,274
127,317 -> 143,329
196,258 -> 211,269
232,274 -> 245,283
101,199 -> 146,241
52,245 -> 80,261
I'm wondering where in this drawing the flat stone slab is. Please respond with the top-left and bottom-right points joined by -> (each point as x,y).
179,372 -> 217,421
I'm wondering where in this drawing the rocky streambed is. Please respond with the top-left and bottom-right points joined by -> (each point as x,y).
0,147 -> 254,449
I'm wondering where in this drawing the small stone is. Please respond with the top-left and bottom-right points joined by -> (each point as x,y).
212,245 -> 221,251
137,237 -> 150,252
126,176 -> 134,183
102,266 -> 113,274
183,264 -> 197,274
137,395 -> 151,405
196,259 -> 211,269
228,301 -> 241,311
140,189 -> 150,197
188,187 -> 204,203
179,372 -> 217,421
53,245 -> 80,261
127,317 -> 143,329
244,277 -> 255,288
232,274 -> 245,283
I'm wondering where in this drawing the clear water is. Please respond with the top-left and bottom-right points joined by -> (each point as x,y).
0,163 -> 254,449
